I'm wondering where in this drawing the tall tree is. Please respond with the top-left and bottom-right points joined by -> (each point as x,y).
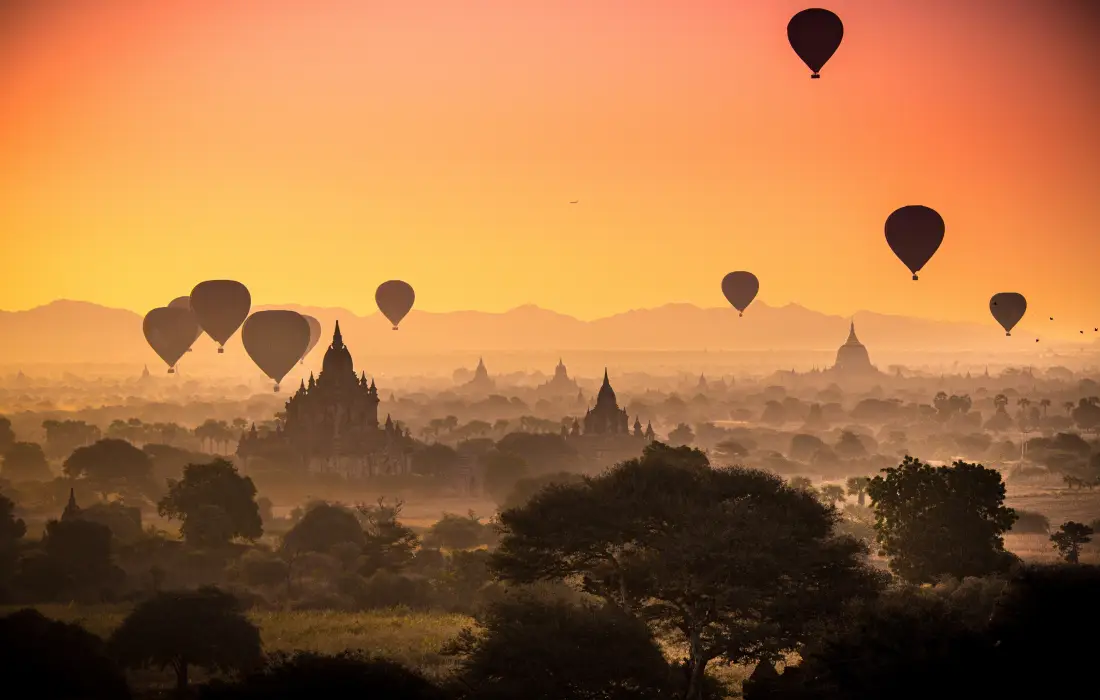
157,459 -> 262,546
867,456 -> 1018,583
1,442 -> 51,482
0,415 -> 15,454
491,442 -> 884,700
846,475 -> 871,506
111,587 -> 262,692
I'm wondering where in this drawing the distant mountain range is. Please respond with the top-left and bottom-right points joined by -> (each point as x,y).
0,299 -> 1065,370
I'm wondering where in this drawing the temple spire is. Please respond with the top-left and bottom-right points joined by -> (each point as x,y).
602,368 -> 610,386
332,321 -> 343,348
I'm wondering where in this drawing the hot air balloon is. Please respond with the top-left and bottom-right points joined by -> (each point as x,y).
143,307 -> 200,374
241,310 -> 311,392
990,293 -> 1027,336
885,206 -> 945,280
189,280 -> 251,353
721,271 -> 760,317
168,296 -> 203,351
787,8 -> 844,79
375,280 -> 415,330
300,314 -> 322,364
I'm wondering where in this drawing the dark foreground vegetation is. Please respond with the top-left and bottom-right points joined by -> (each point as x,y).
1,441 -> 1097,699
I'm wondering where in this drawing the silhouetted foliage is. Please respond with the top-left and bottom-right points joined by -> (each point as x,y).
63,438 -> 153,498
158,459 -> 263,546
845,475 -> 870,506
111,586 -> 262,692
355,498 -> 420,576
479,451 -> 529,502
201,651 -> 446,700
495,432 -> 578,473
492,442 -> 884,700
1,441 -> 50,482
0,493 -> 25,545
1050,521 -> 1093,563
867,456 -> 1018,582
77,501 -> 144,544
423,511 -> 497,550
499,471 -> 585,510
411,443 -> 462,477
0,415 -> 14,454
41,517 -> 124,600
450,594 -> 680,700
281,502 -> 364,556
1010,509 -> 1050,534
0,608 -> 131,699
752,590 -> 996,700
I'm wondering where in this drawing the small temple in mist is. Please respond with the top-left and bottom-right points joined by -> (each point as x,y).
536,358 -> 580,397
564,370 -> 654,462
458,357 -> 496,395
237,322 -> 412,476
831,322 -> 878,376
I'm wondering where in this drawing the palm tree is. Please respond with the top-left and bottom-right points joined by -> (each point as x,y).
1064,401 -> 1075,415
993,394 -> 1009,413
1039,398 -> 1051,417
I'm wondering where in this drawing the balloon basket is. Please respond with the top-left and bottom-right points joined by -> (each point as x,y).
187,348 -> 193,352
274,384 -> 280,393
1006,332 -> 1011,337
739,312 -> 743,317
392,326 -> 399,331
810,73 -> 820,79
217,347 -> 225,354
168,368 -> 175,374
912,274 -> 919,281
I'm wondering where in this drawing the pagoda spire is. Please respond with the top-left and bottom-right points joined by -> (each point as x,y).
332,321 -> 343,348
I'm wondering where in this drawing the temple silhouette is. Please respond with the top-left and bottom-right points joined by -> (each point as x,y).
237,322 -> 411,476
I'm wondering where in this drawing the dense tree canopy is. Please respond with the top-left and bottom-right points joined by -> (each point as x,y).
1,608 -> 132,699
492,442 -> 884,700
867,456 -> 1018,583
63,438 -> 153,498
281,502 -> 364,556
111,587 -> 262,692
158,459 -> 262,546
1,442 -> 50,482
452,595 -> 681,700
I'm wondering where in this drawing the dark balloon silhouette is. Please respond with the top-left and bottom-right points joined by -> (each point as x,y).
300,314 -> 322,364
168,296 -> 203,350
189,280 -> 251,353
989,293 -> 1027,336
375,280 -> 415,330
143,307 -> 201,374
885,206 -> 945,280
787,9 -> 844,79
1049,317 -> 1053,320
721,271 -> 760,317
241,310 -> 311,392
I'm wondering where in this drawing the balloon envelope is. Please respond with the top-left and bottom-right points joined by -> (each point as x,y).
168,296 -> 203,347
989,293 -> 1027,336
300,314 -> 323,362
189,280 -> 251,352
241,310 -> 311,392
143,307 -> 200,373
721,272 -> 760,316
375,280 -> 415,330
885,206 -> 945,280
787,8 -> 844,78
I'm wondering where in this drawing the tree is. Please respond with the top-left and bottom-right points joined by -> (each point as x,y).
480,451 -> 529,502
846,475 -> 871,506
157,459 -> 263,546
789,434 -> 826,462
713,439 -> 749,461
666,423 -> 694,447
201,651 -> 446,700
111,587 -> 262,692
1072,397 -> 1100,433
0,493 -> 26,546
867,456 -> 1018,583
1,442 -> 51,482
788,475 -> 815,492
819,484 -> 846,505
1050,521 -> 1093,563
751,590 -> 996,700
834,431 -> 867,459
355,498 -> 420,575
500,471 -> 585,510
424,511 -> 496,550
410,443 -> 462,477
491,442 -> 884,700
451,595 -> 682,700
281,502 -> 364,556
63,438 -> 153,498
1,609 -> 132,699
42,419 -> 102,459
42,517 -> 124,599
0,415 -> 15,454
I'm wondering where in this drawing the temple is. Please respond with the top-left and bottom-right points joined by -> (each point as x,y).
583,370 -> 631,434
536,358 -> 579,397
830,321 -> 878,376
460,357 -> 496,394
237,322 -> 411,477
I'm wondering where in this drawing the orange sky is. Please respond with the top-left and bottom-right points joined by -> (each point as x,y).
1,0 -> 1098,334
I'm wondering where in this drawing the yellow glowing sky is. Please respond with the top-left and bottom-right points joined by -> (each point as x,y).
1,0 -> 1098,331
